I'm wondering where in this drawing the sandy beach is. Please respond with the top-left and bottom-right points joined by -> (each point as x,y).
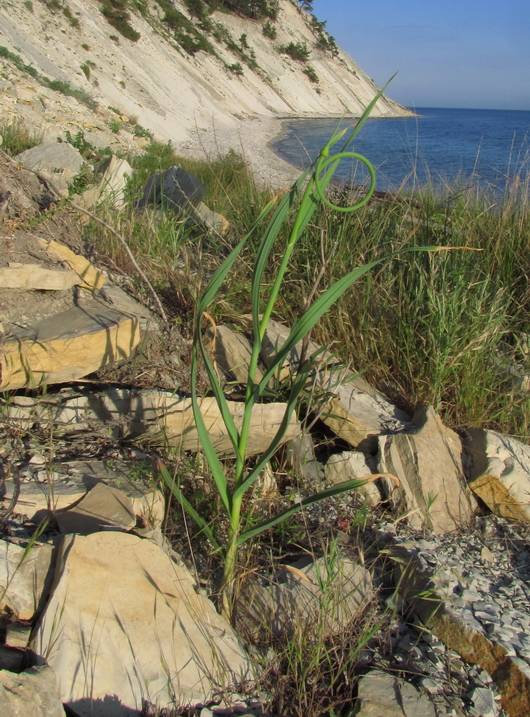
175,115 -> 303,189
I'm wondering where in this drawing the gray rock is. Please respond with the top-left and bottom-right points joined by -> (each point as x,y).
353,669 -> 437,716
377,405 -> 476,533
392,540 -> 530,716
238,555 -> 373,639
468,686 -> 499,717
0,665 -> 64,717
15,140 -> 87,177
137,165 -> 206,213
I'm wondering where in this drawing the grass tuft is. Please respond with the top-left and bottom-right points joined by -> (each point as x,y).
0,120 -> 43,156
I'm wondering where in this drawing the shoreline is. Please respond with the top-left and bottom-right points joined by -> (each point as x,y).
173,111 -> 415,191
175,115 -> 303,190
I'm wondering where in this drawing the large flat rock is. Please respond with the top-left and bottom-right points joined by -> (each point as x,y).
465,428 -> 530,523
32,532 -> 249,716
57,388 -> 301,456
377,405 -> 476,533
0,458 -> 163,527
0,299 -> 140,390
15,140 -> 87,176
0,264 -> 78,291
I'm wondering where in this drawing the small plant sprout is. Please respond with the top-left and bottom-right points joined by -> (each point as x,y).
160,82 -> 453,619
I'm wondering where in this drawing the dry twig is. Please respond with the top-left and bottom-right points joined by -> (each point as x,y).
69,201 -> 168,322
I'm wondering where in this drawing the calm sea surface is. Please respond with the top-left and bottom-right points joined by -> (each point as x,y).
271,108 -> 530,196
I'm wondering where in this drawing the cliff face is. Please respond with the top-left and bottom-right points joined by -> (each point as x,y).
0,0 -> 410,146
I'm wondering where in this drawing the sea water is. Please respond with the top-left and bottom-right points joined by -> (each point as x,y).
271,108 -> 530,196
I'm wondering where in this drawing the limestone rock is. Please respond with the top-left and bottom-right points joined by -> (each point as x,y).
465,428 -> 530,523
0,540 -> 54,620
55,482 -> 137,534
325,451 -> 382,507
0,665 -> 64,717
0,299 -> 140,390
318,369 -> 411,452
0,264 -> 78,291
6,622 -> 32,649
98,283 -> 156,331
377,405 -> 476,534
283,433 -> 323,485
353,670 -> 436,717
0,459 -> 164,528
15,140 -> 87,177
206,324 -> 262,385
76,155 -> 132,210
196,201 -> 230,235
87,389 -> 301,456
260,319 -> 411,451
40,238 -> 107,290
238,555 -> 372,639
1,474 -> 89,522
32,532 -> 249,715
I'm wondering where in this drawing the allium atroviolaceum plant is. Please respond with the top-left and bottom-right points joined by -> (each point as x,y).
160,81 -> 445,619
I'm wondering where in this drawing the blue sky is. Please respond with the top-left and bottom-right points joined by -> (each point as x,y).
311,0 -> 530,110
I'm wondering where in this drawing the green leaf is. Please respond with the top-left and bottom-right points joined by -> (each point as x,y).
158,463 -> 221,551
196,331 -> 240,456
232,360 -> 313,501
190,345 -> 231,513
259,245 -> 441,387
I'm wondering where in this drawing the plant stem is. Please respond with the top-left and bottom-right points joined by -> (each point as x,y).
221,493 -> 243,620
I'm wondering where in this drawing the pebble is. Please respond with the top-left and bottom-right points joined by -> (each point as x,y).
468,686 -> 500,717
388,514 -> 530,716
420,677 -> 443,694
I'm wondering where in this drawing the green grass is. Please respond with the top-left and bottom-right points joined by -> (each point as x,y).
85,122 -> 530,445
0,46 -> 97,109
0,120 -> 43,156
